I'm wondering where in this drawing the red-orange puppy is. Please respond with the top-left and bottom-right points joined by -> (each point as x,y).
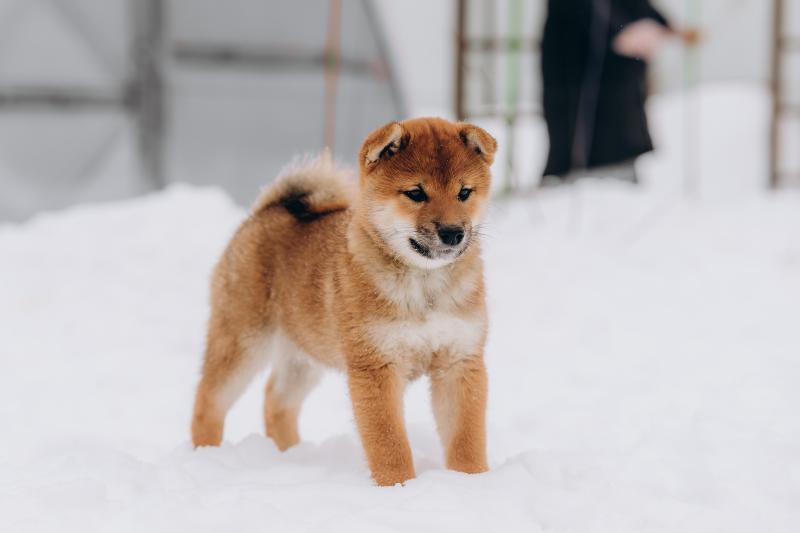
191,117 -> 496,486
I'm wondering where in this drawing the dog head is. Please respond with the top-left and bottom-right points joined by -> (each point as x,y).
357,117 -> 496,269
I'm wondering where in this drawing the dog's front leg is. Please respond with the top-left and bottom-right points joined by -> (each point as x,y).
430,354 -> 488,474
347,359 -> 415,486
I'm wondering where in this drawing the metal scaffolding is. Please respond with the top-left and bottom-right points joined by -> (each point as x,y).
0,0 -> 405,219
455,0 -> 540,192
769,0 -> 799,188
457,0 -> 797,191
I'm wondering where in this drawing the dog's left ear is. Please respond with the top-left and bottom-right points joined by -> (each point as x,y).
459,124 -> 497,165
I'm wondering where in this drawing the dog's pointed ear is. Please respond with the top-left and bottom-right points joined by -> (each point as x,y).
459,124 -> 497,165
360,122 -> 408,169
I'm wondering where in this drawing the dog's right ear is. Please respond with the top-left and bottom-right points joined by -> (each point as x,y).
360,122 -> 408,169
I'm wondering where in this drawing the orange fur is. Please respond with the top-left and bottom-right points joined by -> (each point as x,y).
191,117 -> 496,485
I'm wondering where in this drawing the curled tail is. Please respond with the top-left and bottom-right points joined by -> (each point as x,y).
251,151 -> 355,221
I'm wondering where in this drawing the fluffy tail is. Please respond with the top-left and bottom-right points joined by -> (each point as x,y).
251,151 -> 354,221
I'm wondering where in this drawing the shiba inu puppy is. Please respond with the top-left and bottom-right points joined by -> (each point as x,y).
191,117 -> 497,486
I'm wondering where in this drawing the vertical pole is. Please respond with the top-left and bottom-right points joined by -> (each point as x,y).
130,0 -> 165,189
503,0 -> 523,193
481,0 -> 496,108
769,0 -> 783,189
455,0 -> 466,121
362,0 -> 407,119
323,0 -> 343,151
683,0 -> 701,197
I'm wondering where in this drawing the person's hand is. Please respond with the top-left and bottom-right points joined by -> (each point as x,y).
612,19 -> 671,60
677,28 -> 703,47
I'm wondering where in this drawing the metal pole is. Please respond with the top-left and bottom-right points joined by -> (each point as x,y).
362,0 -> 407,119
323,0 -> 343,151
683,0 -> 701,196
769,0 -> 783,189
130,0 -> 165,189
480,0 -> 496,108
503,0 -> 523,193
455,0 -> 466,121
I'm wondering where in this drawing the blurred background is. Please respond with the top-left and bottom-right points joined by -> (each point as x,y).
2,4 -> 799,527
0,0 -> 797,220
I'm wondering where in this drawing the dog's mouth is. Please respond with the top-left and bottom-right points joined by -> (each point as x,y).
408,236 -> 468,261
408,238 -> 431,258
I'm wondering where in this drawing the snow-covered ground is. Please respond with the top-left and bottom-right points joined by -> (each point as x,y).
1,85 -> 799,532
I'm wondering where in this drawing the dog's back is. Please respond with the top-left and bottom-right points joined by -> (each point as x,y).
192,154 -> 354,448
210,154 -> 352,335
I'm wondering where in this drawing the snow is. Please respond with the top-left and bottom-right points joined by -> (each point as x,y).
2,85 -> 800,531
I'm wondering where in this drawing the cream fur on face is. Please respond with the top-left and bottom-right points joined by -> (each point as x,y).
368,203 -> 461,270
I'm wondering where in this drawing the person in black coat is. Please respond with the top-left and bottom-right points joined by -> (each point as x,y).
540,0 -> 697,183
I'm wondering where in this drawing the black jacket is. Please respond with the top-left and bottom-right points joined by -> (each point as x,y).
541,0 -> 669,177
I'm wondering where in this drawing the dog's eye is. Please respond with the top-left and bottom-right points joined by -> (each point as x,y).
458,188 -> 473,202
403,188 -> 428,203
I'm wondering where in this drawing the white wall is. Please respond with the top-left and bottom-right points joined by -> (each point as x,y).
652,0 -> 773,92
373,0 -> 457,117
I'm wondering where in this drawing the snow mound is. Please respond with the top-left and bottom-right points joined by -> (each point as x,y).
1,181 -> 799,532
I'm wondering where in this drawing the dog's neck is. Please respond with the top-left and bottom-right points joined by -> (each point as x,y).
346,212 -> 481,316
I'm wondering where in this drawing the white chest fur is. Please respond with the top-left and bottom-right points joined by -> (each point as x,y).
361,253 -> 486,378
366,311 -> 485,360
368,257 -> 482,314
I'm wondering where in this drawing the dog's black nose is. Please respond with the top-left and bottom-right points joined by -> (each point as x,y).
437,225 -> 465,246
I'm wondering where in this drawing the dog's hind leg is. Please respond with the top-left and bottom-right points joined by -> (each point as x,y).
263,340 -> 322,451
191,329 -> 270,447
